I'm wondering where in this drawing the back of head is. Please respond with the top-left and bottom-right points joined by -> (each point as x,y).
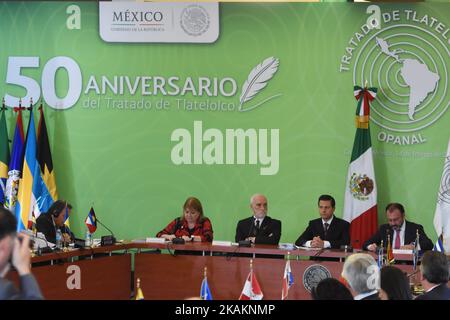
380,266 -> 412,300
341,253 -> 379,295
0,207 -> 17,240
421,251 -> 449,285
311,278 -> 353,300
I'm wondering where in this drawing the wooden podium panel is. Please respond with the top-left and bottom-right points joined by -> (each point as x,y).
9,254 -> 132,300
134,253 -> 346,300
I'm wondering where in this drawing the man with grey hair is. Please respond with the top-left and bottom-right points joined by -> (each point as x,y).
415,251 -> 450,300
235,194 -> 281,245
341,253 -> 380,300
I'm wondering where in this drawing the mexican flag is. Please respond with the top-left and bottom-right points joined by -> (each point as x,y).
343,86 -> 378,249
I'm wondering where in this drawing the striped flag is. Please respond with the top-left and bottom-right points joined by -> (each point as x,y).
32,106 -> 58,220
433,138 -> 450,253
343,85 -> 378,249
0,107 -> 10,206
5,108 -> 25,212
16,108 -> 39,231
433,234 -> 444,252
239,270 -> 263,300
281,259 -> 293,300
85,207 -> 97,233
377,246 -> 384,268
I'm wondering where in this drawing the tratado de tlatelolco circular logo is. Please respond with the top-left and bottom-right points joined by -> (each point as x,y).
180,5 -> 210,37
353,24 -> 449,133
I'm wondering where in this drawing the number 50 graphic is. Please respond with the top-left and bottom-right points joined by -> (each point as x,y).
5,56 -> 82,110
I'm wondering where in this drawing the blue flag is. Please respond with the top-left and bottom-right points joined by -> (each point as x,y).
200,277 -> 213,300
433,235 -> 444,252
5,109 -> 25,212
0,108 -> 10,206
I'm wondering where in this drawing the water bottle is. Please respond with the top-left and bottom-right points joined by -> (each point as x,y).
56,229 -> 62,250
85,230 -> 92,247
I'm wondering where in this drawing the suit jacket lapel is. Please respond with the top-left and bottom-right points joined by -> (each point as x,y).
404,221 -> 415,244
325,217 -> 337,239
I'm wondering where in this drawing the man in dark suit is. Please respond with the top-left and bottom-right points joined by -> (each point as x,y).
415,251 -> 450,300
235,194 -> 281,245
363,203 -> 433,252
0,207 -> 43,300
36,200 -> 75,245
295,195 -> 350,249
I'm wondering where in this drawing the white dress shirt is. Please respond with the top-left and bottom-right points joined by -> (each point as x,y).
304,216 -> 333,249
354,290 -> 378,300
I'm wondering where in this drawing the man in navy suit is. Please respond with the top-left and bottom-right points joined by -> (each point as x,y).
235,194 -> 281,245
363,203 -> 433,252
295,195 -> 350,249
415,251 -> 450,300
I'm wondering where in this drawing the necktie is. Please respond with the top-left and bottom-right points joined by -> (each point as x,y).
253,220 -> 260,237
323,222 -> 329,239
394,230 -> 401,249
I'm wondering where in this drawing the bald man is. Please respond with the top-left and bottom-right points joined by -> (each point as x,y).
235,194 -> 281,245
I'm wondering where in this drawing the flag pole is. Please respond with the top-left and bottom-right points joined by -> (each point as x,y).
250,259 -> 253,299
202,266 -> 207,299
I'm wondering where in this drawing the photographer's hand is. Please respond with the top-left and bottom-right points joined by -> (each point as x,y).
12,233 -> 31,276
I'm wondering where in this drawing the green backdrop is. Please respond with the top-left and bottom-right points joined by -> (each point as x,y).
0,2 -> 448,243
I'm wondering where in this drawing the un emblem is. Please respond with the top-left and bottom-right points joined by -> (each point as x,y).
302,264 -> 332,293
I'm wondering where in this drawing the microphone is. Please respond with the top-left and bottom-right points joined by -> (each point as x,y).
96,217 -> 116,246
238,219 -> 255,247
22,229 -> 54,254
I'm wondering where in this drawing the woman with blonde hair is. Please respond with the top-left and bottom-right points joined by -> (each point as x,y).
157,197 -> 213,242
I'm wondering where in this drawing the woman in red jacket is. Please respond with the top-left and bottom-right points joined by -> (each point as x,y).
156,197 -> 213,242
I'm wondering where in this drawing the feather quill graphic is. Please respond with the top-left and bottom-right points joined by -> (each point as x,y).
239,57 -> 279,109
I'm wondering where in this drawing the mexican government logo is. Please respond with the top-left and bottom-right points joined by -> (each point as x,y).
180,4 -> 210,36
302,264 -> 332,293
339,7 -> 449,145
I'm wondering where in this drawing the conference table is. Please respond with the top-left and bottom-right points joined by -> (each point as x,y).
7,241 -> 421,300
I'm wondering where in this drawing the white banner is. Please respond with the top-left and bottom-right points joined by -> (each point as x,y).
99,2 -> 219,43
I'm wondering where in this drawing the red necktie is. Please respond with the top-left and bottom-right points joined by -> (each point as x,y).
394,230 -> 401,249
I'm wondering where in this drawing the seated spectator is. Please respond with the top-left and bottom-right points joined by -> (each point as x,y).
415,250 -> 450,300
311,278 -> 353,300
379,266 -> 412,300
341,253 -> 380,300
0,207 -> 43,300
